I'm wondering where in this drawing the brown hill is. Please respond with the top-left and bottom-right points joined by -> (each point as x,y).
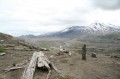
0,32 -> 18,44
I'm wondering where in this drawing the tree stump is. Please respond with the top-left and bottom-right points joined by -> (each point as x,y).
82,44 -> 87,60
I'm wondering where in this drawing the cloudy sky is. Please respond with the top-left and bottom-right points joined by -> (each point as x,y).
0,0 -> 120,36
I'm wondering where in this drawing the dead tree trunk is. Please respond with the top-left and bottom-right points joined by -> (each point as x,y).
21,52 -> 64,79
37,52 -> 51,69
18,42 -> 39,50
21,52 -> 38,79
82,44 -> 86,60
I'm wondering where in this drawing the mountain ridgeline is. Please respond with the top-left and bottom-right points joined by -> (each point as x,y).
0,32 -> 18,44
20,22 -> 120,38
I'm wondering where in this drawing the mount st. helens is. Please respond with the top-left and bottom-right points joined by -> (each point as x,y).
20,22 -> 120,38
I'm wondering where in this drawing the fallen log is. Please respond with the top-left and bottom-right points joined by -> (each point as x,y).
37,52 -> 64,77
46,70 -> 51,79
0,53 -> 6,56
21,52 -> 38,79
37,52 -> 51,69
4,60 -> 29,72
51,63 -> 64,77
4,66 -> 24,72
21,51 -> 64,79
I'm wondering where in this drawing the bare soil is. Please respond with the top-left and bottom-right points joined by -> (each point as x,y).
0,44 -> 120,79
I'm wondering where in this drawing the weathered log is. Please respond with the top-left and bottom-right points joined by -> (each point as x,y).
51,63 -> 64,77
37,52 -> 51,69
0,53 -> 6,56
21,51 -> 64,79
82,44 -> 87,60
4,66 -> 24,72
46,70 -> 51,79
21,52 -> 38,79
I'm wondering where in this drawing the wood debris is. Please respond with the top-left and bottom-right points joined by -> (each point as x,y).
0,53 -> 6,56
21,51 -> 64,79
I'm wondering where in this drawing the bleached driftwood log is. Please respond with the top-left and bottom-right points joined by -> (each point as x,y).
21,51 -> 64,79
4,66 -> 24,72
37,52 -> 51,69
21,52 -> 51,79
4,60 -> 29,72
37,52 -> 64,77
0,53 -> 6,56
51,63 -> 64,77
46,70 -> 51,79
21,52 -> 38,79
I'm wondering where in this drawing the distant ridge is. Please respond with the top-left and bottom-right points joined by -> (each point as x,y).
19,22 -> 120,38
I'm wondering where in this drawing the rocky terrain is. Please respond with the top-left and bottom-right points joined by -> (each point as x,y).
0,22 -> 120,79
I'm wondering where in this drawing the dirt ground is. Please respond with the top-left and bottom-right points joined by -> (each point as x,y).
45,50 -> 120,79
0,48 -> 120,79
0,50 -> 34,79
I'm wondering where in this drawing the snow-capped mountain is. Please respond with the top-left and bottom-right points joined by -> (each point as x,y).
19,22 -> 120,38
44,22 -> 120,38
89,23 -> 120,32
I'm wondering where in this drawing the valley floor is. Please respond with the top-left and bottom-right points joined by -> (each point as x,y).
0,49 -> 120,79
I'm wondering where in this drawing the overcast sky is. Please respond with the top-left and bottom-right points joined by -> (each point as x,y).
0,0 -> 120,36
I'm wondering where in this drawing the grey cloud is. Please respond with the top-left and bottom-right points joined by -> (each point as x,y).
54,18 -> 85,26
92,0 -> 120,10
51,9 -> 89,26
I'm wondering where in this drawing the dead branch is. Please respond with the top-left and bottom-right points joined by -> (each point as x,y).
4,66 -> 24,72
46,70 -> 51,79
51,63 -> 64,77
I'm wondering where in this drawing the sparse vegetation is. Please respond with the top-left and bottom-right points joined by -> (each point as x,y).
100,33 -> 120,40
97,33 -> 120,43
40,43 -> 50,48
50,47 -> 59,51
0,47 -> 5,53
58,75 -> 71,79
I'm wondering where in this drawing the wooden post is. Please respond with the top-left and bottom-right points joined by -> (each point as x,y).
82,44 -> 86,60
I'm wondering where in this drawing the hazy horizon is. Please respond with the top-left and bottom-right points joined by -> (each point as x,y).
0,0 -> 120,36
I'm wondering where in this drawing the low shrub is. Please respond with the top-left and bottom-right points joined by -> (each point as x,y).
0,47 -> 5,53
